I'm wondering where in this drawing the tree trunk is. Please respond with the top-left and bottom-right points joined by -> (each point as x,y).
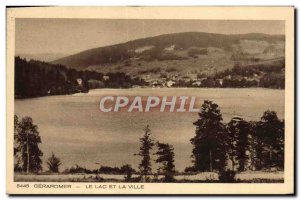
269,146 -> 273,168
26,134 -> 29,174
209,150 -> 212,172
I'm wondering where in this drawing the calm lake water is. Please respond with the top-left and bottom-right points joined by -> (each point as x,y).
15,88 -> 284,172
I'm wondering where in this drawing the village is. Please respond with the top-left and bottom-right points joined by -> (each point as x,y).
136,69 -> 262,88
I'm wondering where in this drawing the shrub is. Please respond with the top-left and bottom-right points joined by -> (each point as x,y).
218,170 -> 236,183
166,67 -> 177,73
184,166 -> 196,173
188,47 -> 207,57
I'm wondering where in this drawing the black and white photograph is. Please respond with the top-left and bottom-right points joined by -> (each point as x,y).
5,6 -> 295,195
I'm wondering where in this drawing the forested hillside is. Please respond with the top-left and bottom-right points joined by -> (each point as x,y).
15,57 -> 145,98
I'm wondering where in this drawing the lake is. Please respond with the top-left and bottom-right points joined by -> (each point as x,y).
15,88 -> 284,172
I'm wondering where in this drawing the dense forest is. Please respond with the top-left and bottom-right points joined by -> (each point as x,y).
15,57 -> 146,98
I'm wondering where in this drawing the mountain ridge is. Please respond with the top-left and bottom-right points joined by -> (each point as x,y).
51,32 -> 285,70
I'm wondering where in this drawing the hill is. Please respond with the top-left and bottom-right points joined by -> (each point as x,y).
17,53 -> 69,63
52,32 -> 285,72
14,32 -> 284,95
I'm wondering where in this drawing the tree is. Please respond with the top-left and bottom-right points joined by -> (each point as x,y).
225,120 -> 239,171
16,116 -> 43,173
14,115 -> 20,155
191,100 -> 226,172
236,120 -> 251,171
137,125 -> 154,182
225,118 -> 250,171
235,120 -> 250,171
120,164 -> 135,182
14,115 -> 22,172
248,121 -> 264,170
256,111 -> 284,169
47,153 -> 62,173
155,142 -> 176,182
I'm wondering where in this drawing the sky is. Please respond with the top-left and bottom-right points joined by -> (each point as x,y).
15,19 -> 285,55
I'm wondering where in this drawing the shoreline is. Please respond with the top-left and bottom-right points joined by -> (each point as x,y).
15,87 -> 285,100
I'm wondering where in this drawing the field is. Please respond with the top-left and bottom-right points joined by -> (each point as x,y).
86,43 -> 284,78
87,48 -> 235,77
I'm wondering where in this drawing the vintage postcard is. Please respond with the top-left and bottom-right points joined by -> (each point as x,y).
6,6 -> 294,195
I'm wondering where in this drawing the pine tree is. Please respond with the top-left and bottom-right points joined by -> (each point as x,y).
235,120 -> 250,171
225,120 -> 239,171
256,111 -> 284,169
47,153 -> 62,173
14,115 -> 22,172
137,125 -> 154,182
191,100 -> 226,172
155,142 -> 175,182
226,119 -> 250,171
14,115 -> 20,156
249,121 -> 264,170
16,116 -> 43,173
